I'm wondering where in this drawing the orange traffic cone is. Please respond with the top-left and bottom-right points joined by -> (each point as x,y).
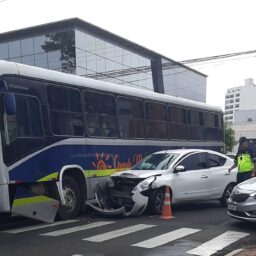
160,187 -> 174,220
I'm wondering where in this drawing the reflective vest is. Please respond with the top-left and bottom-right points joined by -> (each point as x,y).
237,153 -> 254,173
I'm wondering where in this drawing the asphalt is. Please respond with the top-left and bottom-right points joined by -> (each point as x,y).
0,201 -> 255,256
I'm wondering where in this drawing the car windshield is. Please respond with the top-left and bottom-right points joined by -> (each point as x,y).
131,153 -> 179,170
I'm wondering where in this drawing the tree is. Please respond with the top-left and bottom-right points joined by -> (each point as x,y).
224,122 -> 236,153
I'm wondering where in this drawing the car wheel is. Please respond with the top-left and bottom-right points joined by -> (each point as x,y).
148,188 -> 166,215
220,183 -> 235,207
57,176 -> 81,220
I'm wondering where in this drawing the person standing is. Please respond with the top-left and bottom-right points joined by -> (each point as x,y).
228,137 -> 256,183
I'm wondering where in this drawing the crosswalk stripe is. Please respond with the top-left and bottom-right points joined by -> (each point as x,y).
186,231 -> 249,256
40,221 -> 115,237
3,219 -> 79,234
132,228 -> 201,249
83,224 -> 155,242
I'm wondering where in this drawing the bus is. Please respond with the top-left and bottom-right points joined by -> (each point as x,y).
0,61 -> 223,222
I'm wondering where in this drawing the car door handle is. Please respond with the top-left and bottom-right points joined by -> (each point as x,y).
201,175 -> 208,178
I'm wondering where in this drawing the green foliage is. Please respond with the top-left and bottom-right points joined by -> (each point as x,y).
224,122 -> 236,153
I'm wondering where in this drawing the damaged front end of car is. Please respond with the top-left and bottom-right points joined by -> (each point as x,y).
87,174 -> 156,217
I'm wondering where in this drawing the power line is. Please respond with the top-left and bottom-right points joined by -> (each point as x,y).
180,49 -> 256,64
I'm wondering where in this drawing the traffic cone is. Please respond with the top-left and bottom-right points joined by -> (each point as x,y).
160,186 -> 174,220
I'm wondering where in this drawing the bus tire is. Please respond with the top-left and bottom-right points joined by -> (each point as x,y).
148,188 -> 165,215
0,213 -> 11,222
57,176 -> 81,220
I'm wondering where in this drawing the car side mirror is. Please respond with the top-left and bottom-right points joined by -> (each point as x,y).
174,165 -> 186,173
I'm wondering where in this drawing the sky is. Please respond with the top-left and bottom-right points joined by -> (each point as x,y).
1,0 -> 256,109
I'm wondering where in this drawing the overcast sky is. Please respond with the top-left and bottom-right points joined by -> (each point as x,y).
1,0 -> 256,109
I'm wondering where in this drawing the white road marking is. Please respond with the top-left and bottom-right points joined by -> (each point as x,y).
186,231 -> 249,256
3,219 -> 79,234
83,224 -> 155,242
40,221 -> 115,236
225,249 -> 244,256
132,228 -> 201,249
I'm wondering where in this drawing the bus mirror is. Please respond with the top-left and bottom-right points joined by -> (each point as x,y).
5,93 -> 16,115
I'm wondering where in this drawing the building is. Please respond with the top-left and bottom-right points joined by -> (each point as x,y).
0,18 -> 206,102
224,78 -> 256,124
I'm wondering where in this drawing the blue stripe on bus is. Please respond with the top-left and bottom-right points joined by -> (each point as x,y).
9,144 -> 222,183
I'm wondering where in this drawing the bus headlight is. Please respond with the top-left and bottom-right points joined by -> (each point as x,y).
133,176 -> 156,193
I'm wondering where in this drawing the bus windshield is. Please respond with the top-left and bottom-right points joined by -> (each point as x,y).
131,153 -> 179,170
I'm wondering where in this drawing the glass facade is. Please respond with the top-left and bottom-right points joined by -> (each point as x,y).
75,29 -> 153,90
161,58 -> 206,102
0,22 -> 206,102
0,30 -> 76,74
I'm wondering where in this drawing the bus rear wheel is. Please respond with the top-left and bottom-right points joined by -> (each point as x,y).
57,176 -> 81,220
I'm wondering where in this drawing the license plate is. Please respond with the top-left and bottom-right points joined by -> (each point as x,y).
228,204 -> 237,211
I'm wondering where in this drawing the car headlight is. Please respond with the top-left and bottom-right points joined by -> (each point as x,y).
133,176 -> 156,193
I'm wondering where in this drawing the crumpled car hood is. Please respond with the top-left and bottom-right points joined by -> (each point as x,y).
112,169 -> 165,179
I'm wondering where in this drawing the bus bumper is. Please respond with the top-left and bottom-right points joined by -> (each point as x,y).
0,184 -> 10,212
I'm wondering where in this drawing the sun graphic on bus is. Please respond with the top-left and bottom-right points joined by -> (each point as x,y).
92,153 -> 112,170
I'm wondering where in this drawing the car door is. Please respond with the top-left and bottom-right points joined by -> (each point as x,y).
207,153 -> 230,198
172,152 -> 212,202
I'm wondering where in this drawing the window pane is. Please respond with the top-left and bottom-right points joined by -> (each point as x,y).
102,95 -> 115,116
86,114 -> 118,137
51,111 -> 83,136
118,97 -> 143,119
28,97 -> 43,136
22,55 -> 35,66
169,106 -> 186,123
15,96 -> 31,137
208,154 -> 220,168
69,89 -> 82,113
34,35 -> 46,54
47,86 -> 69,111
21,38 -> 34,56
147,102 -> 166,121
189,110 -> 203,125
84,92 -> 101,114
35,53 -> 48,68
0,43 -> 8,59
180,153 -> 207,171
9,40 -> 21,58
147,120 -> 167,139
168,123 -> 188,140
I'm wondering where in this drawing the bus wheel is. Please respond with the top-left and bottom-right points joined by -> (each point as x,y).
57,176 -> 81,220
0,213 -> 11,222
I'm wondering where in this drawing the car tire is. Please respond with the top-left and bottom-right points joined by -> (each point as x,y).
148,188 -> 166,215
57,176 -> 81,220
220,183 -> 235,207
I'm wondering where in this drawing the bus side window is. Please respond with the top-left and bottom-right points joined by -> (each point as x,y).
118,97 -> 145,139
47,86 -> 84,136
168,106 -> 188,140
146,102 -> 167,140
6,95 -> 43,144
84,91 -> 118,138
188,110 -> 204,141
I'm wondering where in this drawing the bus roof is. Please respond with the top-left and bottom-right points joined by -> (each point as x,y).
0,61 -> 221,112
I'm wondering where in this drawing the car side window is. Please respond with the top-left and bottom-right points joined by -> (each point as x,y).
208,154 -> 227,168
208,154 -> 220,168
179,153 -> 207,171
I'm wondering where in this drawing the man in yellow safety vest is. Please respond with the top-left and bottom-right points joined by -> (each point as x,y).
229,137 -> 256,184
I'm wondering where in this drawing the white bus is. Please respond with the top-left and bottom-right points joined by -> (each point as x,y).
0,61 -> 223,222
